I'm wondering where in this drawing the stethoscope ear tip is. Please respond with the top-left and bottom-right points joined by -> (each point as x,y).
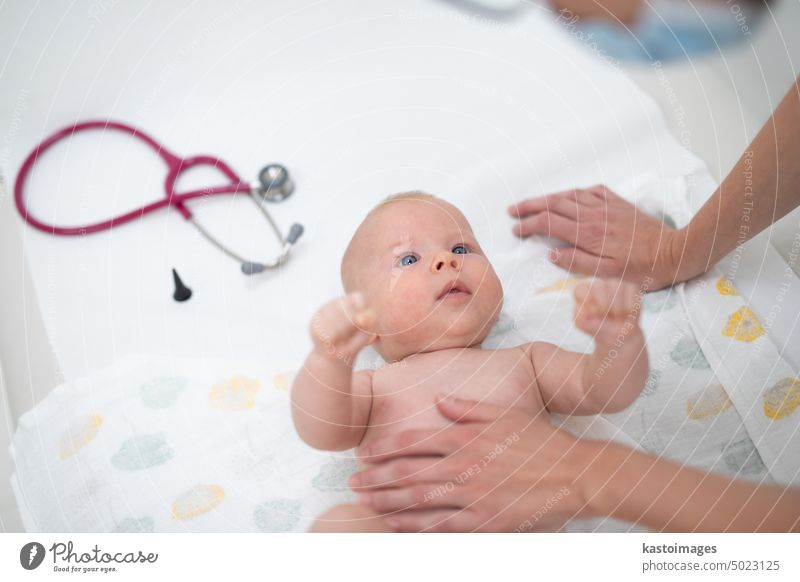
240,224 -> 303,276
241,262 -> 266,276
287,223 -> 304,244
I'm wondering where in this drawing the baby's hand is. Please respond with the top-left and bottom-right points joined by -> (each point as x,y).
310,292 -> 377,364
573,279 -> 642,344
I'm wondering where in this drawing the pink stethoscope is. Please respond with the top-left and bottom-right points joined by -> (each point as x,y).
15,119 -> 304,275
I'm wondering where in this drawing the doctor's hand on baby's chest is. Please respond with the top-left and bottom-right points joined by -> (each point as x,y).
367,347 -> 542,433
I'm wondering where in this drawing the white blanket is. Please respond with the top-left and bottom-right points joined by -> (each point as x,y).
8,0 -> 798,533
1,0 -> 707,390
12,172 -> 797,532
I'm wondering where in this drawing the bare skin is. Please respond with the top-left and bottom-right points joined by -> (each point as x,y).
353,398 -> 800,533
291,196 -> 647,532
350,79 -> 800,532
508,76 -> 800,291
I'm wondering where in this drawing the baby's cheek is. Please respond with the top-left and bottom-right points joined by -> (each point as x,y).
475,267 -> 504,314
379,284 -> 428,334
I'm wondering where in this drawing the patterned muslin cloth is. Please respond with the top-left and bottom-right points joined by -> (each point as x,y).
11,173 -> 799,531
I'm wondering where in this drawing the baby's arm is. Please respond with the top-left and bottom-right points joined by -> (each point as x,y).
532,279 -> 648,415
291,293 -> 377,450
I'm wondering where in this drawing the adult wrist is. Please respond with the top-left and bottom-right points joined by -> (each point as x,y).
558,437 -> 605,519
659,227 -> 706,288
574,439 -> 630,520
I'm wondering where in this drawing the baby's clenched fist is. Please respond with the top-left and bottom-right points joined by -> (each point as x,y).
310,292 -> 377,364
573,279 -> 642,344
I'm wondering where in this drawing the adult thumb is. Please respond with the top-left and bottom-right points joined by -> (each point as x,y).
435,395 -> 507,423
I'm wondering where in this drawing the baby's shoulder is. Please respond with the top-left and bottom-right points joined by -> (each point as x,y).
479,345 -> 538,377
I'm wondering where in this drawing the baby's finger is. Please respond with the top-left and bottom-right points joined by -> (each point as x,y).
605,283 -> 629,317
314,311 -> 358,344
325,293 -> 368,336
578,283 -> 602,319
612,283 -> 639,317
339,292 -> 367,321
339,330 -> 377,356
573,283 -> 597,321
354,308 -> 376,332
573,281 -> 590,303
594,281 -> 612,312
574,307 -> 602,335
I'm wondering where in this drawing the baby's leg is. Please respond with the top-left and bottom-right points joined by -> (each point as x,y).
310,503 -> 394,532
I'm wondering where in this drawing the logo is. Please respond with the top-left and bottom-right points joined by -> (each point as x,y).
20,542 -> 46,570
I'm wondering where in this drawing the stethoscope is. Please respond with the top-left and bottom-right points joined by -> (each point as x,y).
14,120 -> 304,275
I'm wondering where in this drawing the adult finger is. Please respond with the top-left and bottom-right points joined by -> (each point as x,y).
357,425 -> 482,463
361,482 -> 472,513
513,212 -> 580,244
384,509 -> 476,533
350,456 -> 459,490
434,395 -> 510,423
508,190 -> 580,219
549,246 -> 617,277
586,184 -> 616,200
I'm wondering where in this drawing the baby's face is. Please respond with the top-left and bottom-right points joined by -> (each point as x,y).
350,198 -> 503,362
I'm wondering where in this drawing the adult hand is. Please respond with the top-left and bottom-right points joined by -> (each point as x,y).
508,185 -> 683,290
350,397 -> 595,532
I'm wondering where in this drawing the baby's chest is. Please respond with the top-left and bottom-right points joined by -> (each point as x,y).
369,351 -> 540,428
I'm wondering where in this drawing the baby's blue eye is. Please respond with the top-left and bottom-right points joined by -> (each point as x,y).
399,254 -> 418,267
452,245 -> 469,255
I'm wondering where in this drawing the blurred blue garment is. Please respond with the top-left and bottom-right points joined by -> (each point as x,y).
556,0 -> 758,62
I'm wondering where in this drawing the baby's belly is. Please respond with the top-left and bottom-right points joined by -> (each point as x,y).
361,377 -> 543,449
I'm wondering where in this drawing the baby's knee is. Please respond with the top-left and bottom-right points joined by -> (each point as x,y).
310,503 -> 393,532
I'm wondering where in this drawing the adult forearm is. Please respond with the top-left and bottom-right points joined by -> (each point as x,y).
672,77 -> 800,282
584,440 -> 800,532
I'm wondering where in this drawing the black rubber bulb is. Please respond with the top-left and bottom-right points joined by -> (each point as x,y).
172,268 -> 192,302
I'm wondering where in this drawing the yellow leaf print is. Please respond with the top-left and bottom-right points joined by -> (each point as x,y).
686,384 -> 733,420
763,378 -> 800,420
715,277 -> 738,296
536,277 -> 587,294
209,376 -> 260,411
171,485 -> 225,520
59,415 -> 103,459
721,307 -> 765,342
271,371 -> 295,392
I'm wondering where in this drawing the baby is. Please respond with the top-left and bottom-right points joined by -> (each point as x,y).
291,192 -> 648,532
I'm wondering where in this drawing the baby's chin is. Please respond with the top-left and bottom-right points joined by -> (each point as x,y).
376,324 -> 494,362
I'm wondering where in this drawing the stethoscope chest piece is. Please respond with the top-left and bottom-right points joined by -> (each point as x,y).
255,164 -> 294,202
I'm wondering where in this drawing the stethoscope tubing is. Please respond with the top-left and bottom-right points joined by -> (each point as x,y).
14,119 -> 252,236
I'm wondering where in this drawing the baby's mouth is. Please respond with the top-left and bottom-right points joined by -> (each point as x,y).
436,280 -> 471,301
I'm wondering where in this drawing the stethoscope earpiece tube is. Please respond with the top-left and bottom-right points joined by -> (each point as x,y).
286,223 -> 304,245
240,222 -> 304,276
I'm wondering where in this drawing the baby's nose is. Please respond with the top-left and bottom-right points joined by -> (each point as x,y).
431,251 -> 462,273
